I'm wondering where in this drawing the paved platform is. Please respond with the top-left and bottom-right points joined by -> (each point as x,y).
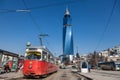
0,71 -> 23,80
0,69 -> 120,80
77,69 -> 120,80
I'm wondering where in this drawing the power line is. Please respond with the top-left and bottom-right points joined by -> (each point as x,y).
22,0 -> 41,33
95,0 -> 118,51
0,9 -> 30,13
21,0 -> 81,36
0,0 -> 81,13
0,9 -> 15,13
27,0 -> 81,10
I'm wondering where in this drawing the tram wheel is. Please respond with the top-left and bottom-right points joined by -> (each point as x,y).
23,75 -> 29,79
34,75 -> 40,79
42,74 -> 48,78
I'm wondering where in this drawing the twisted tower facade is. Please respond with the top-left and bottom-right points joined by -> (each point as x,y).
63,8 -> 74,62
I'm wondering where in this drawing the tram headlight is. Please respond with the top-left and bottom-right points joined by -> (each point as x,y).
28,65 -> 32,69
29,61 -> 32,64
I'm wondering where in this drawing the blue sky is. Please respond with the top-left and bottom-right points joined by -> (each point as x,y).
0,0 -> 120,56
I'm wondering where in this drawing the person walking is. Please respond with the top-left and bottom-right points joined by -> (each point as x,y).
4,63 -> 10,73
88,64 -> 91,72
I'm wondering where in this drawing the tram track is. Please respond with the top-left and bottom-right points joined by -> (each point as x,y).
71,71 -> 93,80
5,69 -> 93,80
45,69 -> 93,80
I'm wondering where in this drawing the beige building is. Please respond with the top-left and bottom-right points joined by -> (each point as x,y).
107,56 -> 120,61
99,50 -> 109,57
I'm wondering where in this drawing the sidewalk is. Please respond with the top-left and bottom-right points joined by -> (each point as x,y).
77,69 -> 120,80
0,70 -> 23,80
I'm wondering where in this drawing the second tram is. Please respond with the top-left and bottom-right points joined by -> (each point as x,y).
23,46 -> 58,77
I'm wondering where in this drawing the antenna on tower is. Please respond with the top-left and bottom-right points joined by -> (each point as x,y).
64,0 -> 70,15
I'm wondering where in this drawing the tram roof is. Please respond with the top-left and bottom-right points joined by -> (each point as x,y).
26,46 -> 53,55
27,46 -> 48,50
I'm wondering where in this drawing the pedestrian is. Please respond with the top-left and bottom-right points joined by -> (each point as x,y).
88,64 -> 91,72
17,63 -> 23,72
4,63 -> 10,73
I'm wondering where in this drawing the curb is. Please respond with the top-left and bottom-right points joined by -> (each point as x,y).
77,72 -> 93,80
71,70 -> 93,80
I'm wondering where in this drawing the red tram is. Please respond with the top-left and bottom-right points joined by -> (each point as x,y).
23,46 -> 58,77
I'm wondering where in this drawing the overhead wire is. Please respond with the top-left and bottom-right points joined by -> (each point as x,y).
27,0 -> 80,10
0,0 -> 81,13
0,0 -> 80,33
0,9 -> 30,13
95,0 -> 118,51
22,0 -> 41,33
0,9 -> 15,13
22,0 -> 80,38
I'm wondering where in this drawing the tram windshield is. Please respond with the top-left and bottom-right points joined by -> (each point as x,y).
26,52 -> 41,60
82,62 -> 87,68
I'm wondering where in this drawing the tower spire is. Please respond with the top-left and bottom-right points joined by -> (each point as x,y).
65,6 -> 70,15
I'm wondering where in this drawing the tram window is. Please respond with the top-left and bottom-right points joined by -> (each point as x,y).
42,55 -> 47,61
26,52 -> 41,60
48,54 -> 50,62
50,56 -> 55,63
82,62 -> 87,68
42,51 -> 47,61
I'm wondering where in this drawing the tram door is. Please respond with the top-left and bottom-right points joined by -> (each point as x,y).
81,61 -> 88,73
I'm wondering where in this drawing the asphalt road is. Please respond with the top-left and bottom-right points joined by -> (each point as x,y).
0,68 -> 88,80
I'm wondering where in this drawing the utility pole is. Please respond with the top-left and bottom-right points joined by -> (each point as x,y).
39,34 -> 48,46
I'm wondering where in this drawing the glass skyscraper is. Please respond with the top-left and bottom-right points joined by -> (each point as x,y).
63,8 -> 74,61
